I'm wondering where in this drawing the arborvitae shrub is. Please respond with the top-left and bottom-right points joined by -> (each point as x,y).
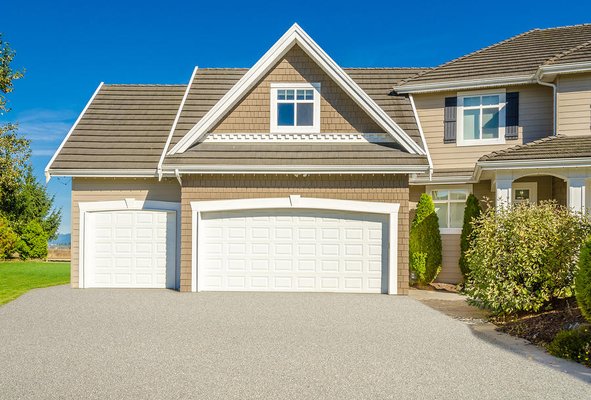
575,239 -> 591,322
409,194 -> 442,285
459,194 -> 482,278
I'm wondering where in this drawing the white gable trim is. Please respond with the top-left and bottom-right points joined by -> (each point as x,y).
168,23 -> 425,156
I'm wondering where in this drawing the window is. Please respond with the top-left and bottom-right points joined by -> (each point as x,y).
270,83 -> 320,133
512,182 -> 537,204
458,92 -> 505,146
429,187 -> 470,233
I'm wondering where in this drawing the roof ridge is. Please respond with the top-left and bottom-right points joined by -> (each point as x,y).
543,39 -> 591,65
396,28 -> 540,87
537,23 -> 591,31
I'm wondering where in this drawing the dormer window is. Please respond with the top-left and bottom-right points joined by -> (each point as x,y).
270,83 -> 320,133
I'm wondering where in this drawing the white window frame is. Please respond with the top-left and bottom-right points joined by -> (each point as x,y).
426,185 -> 472,234
513,182 -> 538,204
270,82 -> 321,133
457,89 -> 506,147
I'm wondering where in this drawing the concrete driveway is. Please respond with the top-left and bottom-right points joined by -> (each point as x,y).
1,286 -> 590,399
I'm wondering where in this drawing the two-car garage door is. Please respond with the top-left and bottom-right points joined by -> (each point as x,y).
199,209 -> 389,293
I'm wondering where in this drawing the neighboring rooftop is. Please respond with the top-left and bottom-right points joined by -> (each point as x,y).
479,135 -> 591,162
396,24 -> 591,89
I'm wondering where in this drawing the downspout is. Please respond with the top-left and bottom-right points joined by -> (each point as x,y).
535,70 -> 557,136
409,94 -> 433,180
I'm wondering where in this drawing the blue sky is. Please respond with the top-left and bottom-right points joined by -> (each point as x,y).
2,0 -> 590,234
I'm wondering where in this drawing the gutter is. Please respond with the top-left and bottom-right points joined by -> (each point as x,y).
160,164 -> 431,175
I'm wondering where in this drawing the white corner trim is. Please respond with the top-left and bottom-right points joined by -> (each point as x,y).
45,82 -> 104,182
78,199 -> 181,289
203,132 -> 393,143
157,66 -> 198,180
168,23 -> 425,156
190,196 -> 400,294
409,94 -> 433,178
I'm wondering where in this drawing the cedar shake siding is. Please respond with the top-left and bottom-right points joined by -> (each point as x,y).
179,175 -> 410,294
70,178 -> 181,288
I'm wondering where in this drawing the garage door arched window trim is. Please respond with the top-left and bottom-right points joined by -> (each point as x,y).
190,196 -> 400,294
78,199 -> 181,289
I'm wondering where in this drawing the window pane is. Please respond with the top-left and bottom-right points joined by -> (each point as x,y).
450,190 -> 468,200
432,190 -> 448,201
463,109 -> 480,140
305,90 -> 314,100
450,203 -> 464,228
435,203 -> 449,228
296,103 -> 314,126
277,103 -> 295,126
296,90 -> 305,100
277,90 -> 286,100
482,95 -> 499,105
286,90 -> 294,100
514,189 -> 530,202
464,96 -> 481,107
482,108 -> 499,139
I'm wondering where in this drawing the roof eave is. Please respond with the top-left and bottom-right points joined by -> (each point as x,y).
161,164 -> 430,175
394,75 -> 535,94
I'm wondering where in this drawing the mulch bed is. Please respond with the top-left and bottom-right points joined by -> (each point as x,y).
492,299 -> 587,346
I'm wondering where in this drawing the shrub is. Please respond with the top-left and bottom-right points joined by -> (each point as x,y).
464,201 -> 591,314
16,220 -> 48,260
459,194 -> 482,278
409,193 -> 442,285
0,216 -> 18,258
547,326 -> 591,367
575,239 -> 591,322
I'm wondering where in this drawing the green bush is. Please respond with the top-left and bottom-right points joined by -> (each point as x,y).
409,193 -> 442,285
0,216 -> 18,258
16,220 -> 48,260
576,239 -> 591,322
547,326 -> 591,367
464,201 -> 591,314
459,194 -> 482,279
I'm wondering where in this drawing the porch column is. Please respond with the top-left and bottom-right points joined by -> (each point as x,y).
495,175 -> 513,209
567,177 -> 587,213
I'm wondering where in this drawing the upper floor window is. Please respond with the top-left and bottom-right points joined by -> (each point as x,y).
270,83 -> 320,133
457,92 -> 506,146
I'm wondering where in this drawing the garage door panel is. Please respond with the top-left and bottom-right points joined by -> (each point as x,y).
85,210 -> 176,289
199,209 -> 388,293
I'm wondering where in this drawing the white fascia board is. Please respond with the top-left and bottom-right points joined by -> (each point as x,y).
394,75 -> 534,94
410,175 -> 476,185
168,23 -> 425,156
44,82 -> 104,182
162,164 -> 429,174
409,94 -> 432,177
539,61 -> 591,76
48,169 -> 159,178
477,157 -> 591,170
157,66 -> 198,180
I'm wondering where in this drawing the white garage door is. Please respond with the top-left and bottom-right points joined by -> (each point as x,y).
199,209 -> 388,293
84,210 -> 176,288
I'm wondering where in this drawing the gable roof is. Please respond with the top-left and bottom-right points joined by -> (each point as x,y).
395,24 -> 591,93
478,135 -> 591,162
168,24 -> 426,156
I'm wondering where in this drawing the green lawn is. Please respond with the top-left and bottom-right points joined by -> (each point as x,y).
0,261 -> 70,306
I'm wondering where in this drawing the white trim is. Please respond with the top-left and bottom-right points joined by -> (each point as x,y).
169,23 -> 425,156
158,66 -> 198,180
45,82 -> 104,182
394,75 -> 534,94
477,157 -> 591,170
48,169 -> 159,178
270,82 -> 321,133
512,181 -> 538,204
203,132 -> 393,143
409,94 -> 433,179
411,175 -> 476,185
539,61 -> 591,77
161,164 -> 429,174
457,91 -> 506,147
78,199 -> 181,289
190,196 -> 400,294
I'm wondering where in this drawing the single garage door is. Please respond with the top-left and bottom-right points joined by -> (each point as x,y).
199,209 -> 388,293
84,210 -> 176,288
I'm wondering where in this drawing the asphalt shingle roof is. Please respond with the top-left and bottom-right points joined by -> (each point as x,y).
479,135 -> 591,162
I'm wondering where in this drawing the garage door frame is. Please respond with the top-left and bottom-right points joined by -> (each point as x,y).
79,198 -> 181,289
190,195 -> 399,294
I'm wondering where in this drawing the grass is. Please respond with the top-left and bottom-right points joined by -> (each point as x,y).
0,261 -> 70,306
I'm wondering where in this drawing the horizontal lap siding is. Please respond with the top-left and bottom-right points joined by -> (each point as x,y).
180,175 -> 410,294
414,84 -> 553,171
71,178 -> 181,288
557,73 -> 591,136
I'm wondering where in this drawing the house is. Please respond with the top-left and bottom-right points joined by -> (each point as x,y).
46,23 -> 591,293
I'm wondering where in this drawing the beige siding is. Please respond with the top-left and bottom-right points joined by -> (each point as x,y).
180,175 -> 410,294
557,73 -> 591,136
70,178 -> 181,288
212,45 -> 383,134
414,84 -> 553,171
